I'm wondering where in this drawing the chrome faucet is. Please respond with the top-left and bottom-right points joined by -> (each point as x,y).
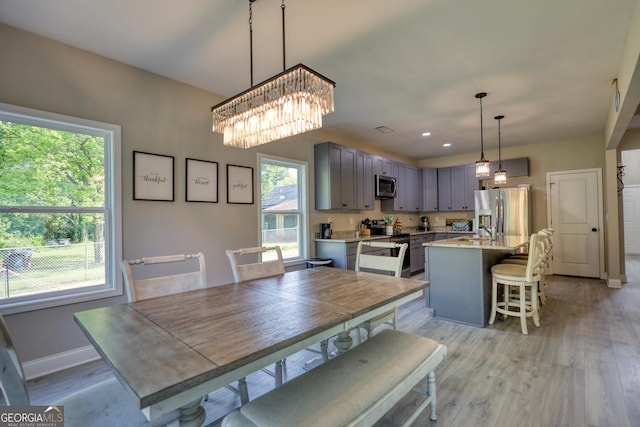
478,225 -> 496,241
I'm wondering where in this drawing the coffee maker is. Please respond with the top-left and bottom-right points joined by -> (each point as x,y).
319,223 -> 333,239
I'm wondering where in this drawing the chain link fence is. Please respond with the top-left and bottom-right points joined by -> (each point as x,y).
261,226 -> 299,259
0,242 -> 105,299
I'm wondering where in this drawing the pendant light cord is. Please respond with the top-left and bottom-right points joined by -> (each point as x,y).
497,117 -> 502,168
281,0 -> 286,71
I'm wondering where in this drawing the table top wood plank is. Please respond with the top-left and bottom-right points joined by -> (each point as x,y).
73,305 -> 216,408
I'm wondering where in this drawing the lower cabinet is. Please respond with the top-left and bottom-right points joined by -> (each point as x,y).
315,238 -> 391,270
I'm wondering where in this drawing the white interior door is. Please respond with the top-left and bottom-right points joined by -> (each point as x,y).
547,169 -> 602,278
623,185 -> 640,254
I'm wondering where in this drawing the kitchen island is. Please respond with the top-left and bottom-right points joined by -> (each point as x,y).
423,235 -> 529,327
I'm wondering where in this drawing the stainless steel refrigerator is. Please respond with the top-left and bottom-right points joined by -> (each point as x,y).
474,187 -> 531,237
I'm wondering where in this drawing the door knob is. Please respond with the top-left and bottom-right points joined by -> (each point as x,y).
592,227 -> 598,232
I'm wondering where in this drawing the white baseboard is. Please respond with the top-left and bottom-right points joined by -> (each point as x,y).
620,274 -> 628,284
22,345 -> 101,380
607,278 -> 623,288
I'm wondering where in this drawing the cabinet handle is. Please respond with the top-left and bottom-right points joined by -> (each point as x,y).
342,203 -> 347,207
364,205 -> 370,208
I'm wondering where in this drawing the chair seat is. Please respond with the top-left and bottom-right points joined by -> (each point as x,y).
57,378 -> 179,427
491,263 -> 540,282
500,258 -> 528,266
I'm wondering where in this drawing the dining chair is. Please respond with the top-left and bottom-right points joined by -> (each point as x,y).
355,240 -> 408,340
120,252 -> 206,303
225,246 -> 286,394
121,251 -> 248,405
0,312 -> 179,427
489,233 -> 546,334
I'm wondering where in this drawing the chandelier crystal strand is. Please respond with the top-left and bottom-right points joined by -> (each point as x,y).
212,1 -> 335,148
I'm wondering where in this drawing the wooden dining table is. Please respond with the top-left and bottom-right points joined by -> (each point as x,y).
73,266 -> 428,426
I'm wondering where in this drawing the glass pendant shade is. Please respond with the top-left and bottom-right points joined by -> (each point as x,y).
494,169 -> 507,184
212,64 -> 335,149
476,159 -> 491,178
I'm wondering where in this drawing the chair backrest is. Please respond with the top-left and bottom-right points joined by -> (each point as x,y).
355,241 -> 408,277
525,234 -> 546,281
120,252 -> 206,302
226,246 -> 285,282
0,312 -> 30,405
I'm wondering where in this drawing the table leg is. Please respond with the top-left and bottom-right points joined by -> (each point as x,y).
175,398 -> 206,427
332,330 -> 353,356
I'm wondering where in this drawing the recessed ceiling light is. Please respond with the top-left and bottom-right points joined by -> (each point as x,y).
422,132 -> 431,137
443,143 -> 452,147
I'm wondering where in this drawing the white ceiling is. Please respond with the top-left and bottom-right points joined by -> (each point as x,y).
0,0 -> 638,158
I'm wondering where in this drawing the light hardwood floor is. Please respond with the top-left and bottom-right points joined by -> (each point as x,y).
22,259 -> 640,426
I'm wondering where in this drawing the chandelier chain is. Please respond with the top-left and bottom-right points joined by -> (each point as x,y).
281,0 -> 286,71
249,0 -> 255,86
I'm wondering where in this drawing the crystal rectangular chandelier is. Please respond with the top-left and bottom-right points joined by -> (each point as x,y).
211,0 -> 335,149
212,64 -> 335,149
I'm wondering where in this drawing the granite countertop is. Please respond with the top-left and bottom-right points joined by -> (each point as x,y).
315,229 -> 474,243
424,235 -> 529,250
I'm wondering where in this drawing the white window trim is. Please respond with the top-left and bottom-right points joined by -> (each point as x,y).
257,153 -> 308,265
0,103 -> 122,314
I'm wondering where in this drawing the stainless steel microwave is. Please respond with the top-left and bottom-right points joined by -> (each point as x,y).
375,174 -> 397,199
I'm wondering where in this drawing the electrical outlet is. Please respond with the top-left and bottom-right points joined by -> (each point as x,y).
328,217 -> 333,223
349,217 -> 354,225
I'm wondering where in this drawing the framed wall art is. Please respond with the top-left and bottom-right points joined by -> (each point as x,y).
133,151 -> 175,201
186,158 -> 218,203
226,164 -> 254,204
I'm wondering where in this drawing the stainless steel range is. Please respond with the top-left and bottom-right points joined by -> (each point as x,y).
390,232 -> 411,278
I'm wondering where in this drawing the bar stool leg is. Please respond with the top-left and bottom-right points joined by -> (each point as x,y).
519,285 -> 528,335
489,277 -> 498,325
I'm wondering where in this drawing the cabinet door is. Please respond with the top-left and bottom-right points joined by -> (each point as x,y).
422,168 -> 438,211
339,146 -> 357,209
405,166 -> 422,211
356,151 -> 375,210
437,168 -> 452,211
374,156 -> 394,176
394,162 -> 407,210
450,165 -> 466,210
464,163 -> 479,211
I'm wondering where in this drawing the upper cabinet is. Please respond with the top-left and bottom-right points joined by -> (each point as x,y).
450,164 -> 478,211
314,142 -> 357,210
374,156 -> 394,177
381,162 -> 422,212
422,168 -> 438,212
356,150 -> 375,210
487,158 -> 529,179
438,164 -> 478,211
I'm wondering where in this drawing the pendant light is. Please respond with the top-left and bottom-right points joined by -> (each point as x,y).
494,115 -> 507,184
211,0 -> 336,149
475,92 -> 490,178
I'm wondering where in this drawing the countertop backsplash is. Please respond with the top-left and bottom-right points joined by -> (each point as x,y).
311,210 -> 474,238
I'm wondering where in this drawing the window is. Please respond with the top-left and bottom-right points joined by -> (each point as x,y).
259,155 -> 307,263
0,103 -> 121,312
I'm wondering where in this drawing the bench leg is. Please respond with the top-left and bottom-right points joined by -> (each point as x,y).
333,330 -> 353,356
428,371 -> 437,421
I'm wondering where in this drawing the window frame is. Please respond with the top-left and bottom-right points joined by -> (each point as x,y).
258,154 -> 308,265
0,103 -> 122,314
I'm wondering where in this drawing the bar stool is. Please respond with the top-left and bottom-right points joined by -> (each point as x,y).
500,230 -> 552,305
489,233 -> 546,334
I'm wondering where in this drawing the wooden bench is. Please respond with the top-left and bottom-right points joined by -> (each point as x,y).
222,329 -> 447,427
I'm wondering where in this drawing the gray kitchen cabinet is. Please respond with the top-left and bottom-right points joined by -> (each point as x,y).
381,162 -> 422,212
410,234 -> 429,274
314,142 -> 357,210
356,150 -> 375,210
439,164 -> 478,212
451,164 -> 479,211
422,168 -> 438,212
374,156 -> 394,177
437,167 -> 452,211
316,237 -> 390,270
487,157 -> 529,179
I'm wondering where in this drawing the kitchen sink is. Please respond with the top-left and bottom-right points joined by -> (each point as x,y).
457,236 -> 490,242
